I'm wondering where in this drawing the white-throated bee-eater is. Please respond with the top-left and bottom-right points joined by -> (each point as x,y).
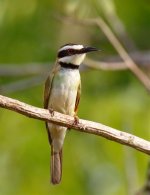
44,43 -> 99,184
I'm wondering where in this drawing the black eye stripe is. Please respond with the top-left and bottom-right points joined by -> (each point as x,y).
58,48 -> 84,58
58,50 -> 68,58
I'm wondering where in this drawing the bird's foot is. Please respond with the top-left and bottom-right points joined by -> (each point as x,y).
73,115 -> 79,125
48,108 -> 54,117
68,116 -> 79,131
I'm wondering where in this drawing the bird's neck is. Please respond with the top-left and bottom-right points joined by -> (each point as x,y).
59,61 -> 79,69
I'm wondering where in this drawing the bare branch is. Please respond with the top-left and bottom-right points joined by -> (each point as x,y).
0,94 -> 150,155
0,50 -> 150,77
0,75 -> 45,94
105,50 -> 150,67
99,0 -> 137,51
0,61 -> 128,77
0,63 -> 50,76
84,58 -> 127,70
95,17 -> 150,91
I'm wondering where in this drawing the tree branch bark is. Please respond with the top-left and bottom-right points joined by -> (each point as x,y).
0,94 -> 150,155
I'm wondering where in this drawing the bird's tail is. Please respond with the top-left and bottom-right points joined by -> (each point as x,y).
51,146 -> 62,185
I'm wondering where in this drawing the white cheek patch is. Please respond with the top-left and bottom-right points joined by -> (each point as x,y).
73,54 -> 86,65
59,56 -> 73,64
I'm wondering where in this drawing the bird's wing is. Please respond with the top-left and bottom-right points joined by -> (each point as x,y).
44,61 -> 60,108
44,72 -> 54,108
44,62 -> 60,143
74,81 -> 81,114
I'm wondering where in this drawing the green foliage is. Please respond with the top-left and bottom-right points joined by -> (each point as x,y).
0,0 -> 150,194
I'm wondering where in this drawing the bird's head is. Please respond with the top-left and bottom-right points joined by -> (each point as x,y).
57,43 -> 99,66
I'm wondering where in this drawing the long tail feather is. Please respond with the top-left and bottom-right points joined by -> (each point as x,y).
51,147 -> 62,185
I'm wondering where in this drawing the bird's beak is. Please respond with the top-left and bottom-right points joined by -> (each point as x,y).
82,46 -> 100,53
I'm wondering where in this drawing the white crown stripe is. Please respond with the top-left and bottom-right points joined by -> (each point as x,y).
59,45 -> 84,52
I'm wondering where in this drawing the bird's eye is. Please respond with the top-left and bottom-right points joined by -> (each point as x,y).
68,49 -> 74,55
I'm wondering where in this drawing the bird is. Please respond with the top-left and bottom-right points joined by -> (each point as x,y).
44,43 -> 99,184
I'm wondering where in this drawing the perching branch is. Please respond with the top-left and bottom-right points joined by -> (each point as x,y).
0,94 -> 150,155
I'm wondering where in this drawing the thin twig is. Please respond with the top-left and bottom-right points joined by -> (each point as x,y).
98,0 -> 137,51
84,58 -> 127,70
0,75 -> 46,94
0,94 -> 150,155
0,63 -> 50,76
0,51 -> 150,76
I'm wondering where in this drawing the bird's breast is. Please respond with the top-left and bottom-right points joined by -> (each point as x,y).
48,68 -> 80,115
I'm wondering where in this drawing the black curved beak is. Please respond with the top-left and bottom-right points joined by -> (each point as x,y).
82,46 -> 100,53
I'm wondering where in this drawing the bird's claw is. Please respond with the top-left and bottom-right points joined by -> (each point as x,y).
48,108 -> 54,117
68,116 -> 79,131
73,115 -> 79,125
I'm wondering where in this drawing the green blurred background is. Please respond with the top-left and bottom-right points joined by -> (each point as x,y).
0,0 -> 150,194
